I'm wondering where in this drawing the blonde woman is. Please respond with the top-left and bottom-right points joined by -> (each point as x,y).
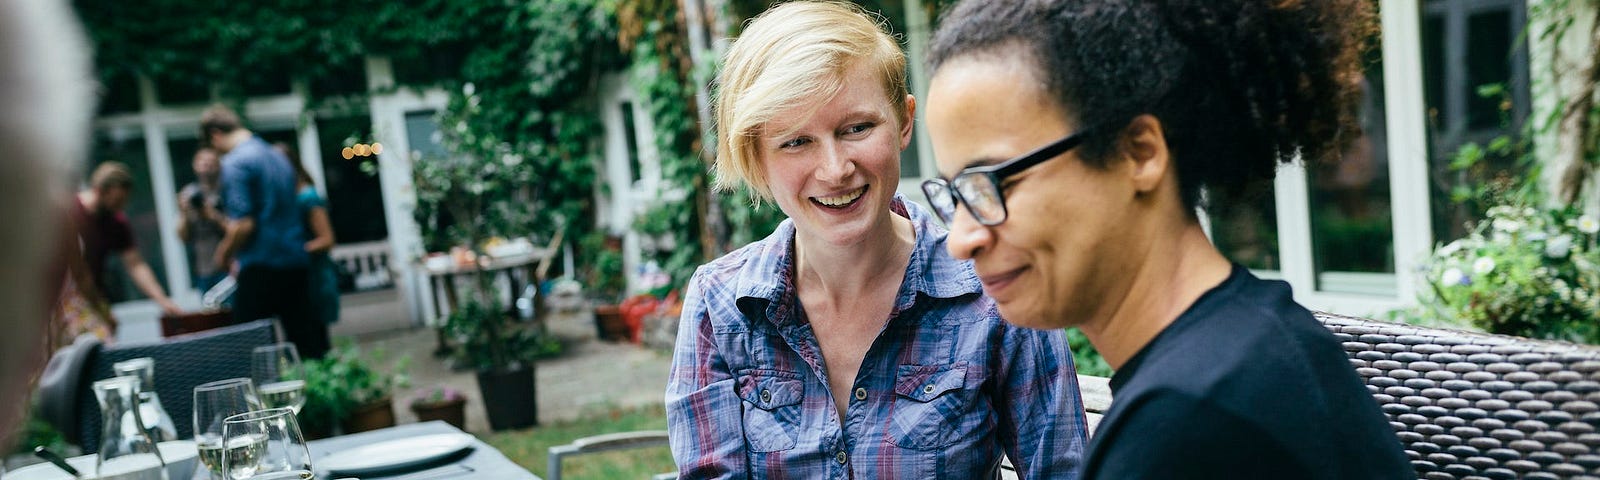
665,2 -> 1086,478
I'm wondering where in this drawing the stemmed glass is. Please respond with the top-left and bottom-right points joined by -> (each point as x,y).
220,408 -> 314,480
252,343 -> 306,414
193,378 -> 264,480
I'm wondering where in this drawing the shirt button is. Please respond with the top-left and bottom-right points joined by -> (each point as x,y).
836,451 -> 848,464
922,384 -> 935,395
760,389 -> 772,403
853,387 -> 866,400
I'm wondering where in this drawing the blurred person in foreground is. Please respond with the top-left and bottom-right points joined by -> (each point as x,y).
665,2 -> 1085,478
204,104 -> 328,358
177,147 -> 229,292
0,0 -> 97,450
922,0 -> 1411,477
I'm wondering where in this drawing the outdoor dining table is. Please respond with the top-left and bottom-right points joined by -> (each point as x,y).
307,421 -> 540,480
418,249 -> 554,357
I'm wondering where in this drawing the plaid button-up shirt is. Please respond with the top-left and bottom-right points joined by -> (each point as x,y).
666,196 -> 1087,479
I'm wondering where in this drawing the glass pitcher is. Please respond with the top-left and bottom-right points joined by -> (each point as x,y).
93,376 -> 169,480
113,357 -> 178,442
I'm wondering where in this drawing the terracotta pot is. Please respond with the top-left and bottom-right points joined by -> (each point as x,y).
476,366 -> 537,430
411,398 -> 467,430
593,304 -> 628,342
342,396 -> 396,434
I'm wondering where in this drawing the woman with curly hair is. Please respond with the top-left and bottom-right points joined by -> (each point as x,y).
921,0 -> 1412,477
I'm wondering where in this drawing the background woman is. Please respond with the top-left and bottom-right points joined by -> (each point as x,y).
276,142 -> 340,326
666,1 -> 1086,478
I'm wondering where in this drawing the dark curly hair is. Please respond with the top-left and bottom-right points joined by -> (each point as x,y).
929,0 -> 1375,209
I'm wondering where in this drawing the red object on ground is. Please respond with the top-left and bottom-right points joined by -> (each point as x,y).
619,294 -> 659,343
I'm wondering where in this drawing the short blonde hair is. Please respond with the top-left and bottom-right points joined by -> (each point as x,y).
712,0 -> 908,201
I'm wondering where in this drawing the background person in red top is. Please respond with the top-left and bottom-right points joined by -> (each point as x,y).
73,162 -> 184,320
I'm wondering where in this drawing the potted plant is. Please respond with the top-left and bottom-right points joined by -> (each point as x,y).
413,88 -> 588,431
409,385 -> 467,430
300,340 -> 410,438
580,231 -> 629,341
444,296 -> 562,430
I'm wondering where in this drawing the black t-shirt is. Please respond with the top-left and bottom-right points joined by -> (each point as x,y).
1083,265 -> 1414,479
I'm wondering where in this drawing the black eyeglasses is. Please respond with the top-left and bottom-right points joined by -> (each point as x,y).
921,124 -> 1100,226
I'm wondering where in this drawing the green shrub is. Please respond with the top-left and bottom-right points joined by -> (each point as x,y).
445,297 -> 564,372
1066,328 -> 1112,378
299,340 -> 410,434
1413,204 -> 1599,343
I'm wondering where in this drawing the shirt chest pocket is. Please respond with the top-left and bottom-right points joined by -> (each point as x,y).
887,363 -> 980,450
736,370 -> 805,452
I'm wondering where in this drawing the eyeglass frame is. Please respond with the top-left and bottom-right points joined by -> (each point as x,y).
921,123 -> 1103,226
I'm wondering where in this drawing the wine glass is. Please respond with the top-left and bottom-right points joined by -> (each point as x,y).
220,408 -> 314,480
252,343 -> 306,414
193,378 -> 263,480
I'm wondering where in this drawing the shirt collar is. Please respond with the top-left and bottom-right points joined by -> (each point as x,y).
733,194 -> 983,325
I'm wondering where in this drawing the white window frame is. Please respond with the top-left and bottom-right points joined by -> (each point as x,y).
597,73 -> 668,295
1250,0 -> 1434,317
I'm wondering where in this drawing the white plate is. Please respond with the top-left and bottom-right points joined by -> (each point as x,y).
7,441 -> 196,480
319,433 -> 476,476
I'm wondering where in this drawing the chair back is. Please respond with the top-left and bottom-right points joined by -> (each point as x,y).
76,319 -> 278,452
546,430 -> 669,480
1317,313 -> 1600,480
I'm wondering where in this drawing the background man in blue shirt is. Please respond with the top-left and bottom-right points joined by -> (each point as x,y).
204,104 -> 328,358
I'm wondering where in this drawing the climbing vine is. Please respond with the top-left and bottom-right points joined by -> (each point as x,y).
620,0 -> 783,292
74,0 -> 497,104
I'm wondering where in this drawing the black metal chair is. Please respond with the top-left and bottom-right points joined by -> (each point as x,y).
72,319 -> 278,452
1317,312 -> 1600,480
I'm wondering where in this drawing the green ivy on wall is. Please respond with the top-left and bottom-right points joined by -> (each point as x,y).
75,0 -> 498,103
620,0 -> 784,293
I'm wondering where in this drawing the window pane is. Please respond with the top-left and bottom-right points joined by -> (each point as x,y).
1308,45 -> 1396,292
620,101 -> 644,184
88,132 -> 167,303
1423,15 -> 1447,131
315,116 -> 389,243
1422,0 -> 1529,243
1466,10 -> 1513,130
404,110 -> 448,160
1208,188 -> 1279,271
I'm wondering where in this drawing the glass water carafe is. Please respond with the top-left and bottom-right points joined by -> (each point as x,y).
113,357 -> 178,442
94,376 -> 169,480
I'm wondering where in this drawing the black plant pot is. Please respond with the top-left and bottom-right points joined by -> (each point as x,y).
476,365 -> 538,430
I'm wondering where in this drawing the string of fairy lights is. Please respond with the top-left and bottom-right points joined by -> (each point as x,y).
341,142 -> 383,160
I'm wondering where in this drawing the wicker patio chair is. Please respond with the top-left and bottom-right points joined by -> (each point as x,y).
72,319 -> 279,452
1317,312 -> 1600,480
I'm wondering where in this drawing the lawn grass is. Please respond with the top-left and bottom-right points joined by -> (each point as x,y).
481,404 -> 675,479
